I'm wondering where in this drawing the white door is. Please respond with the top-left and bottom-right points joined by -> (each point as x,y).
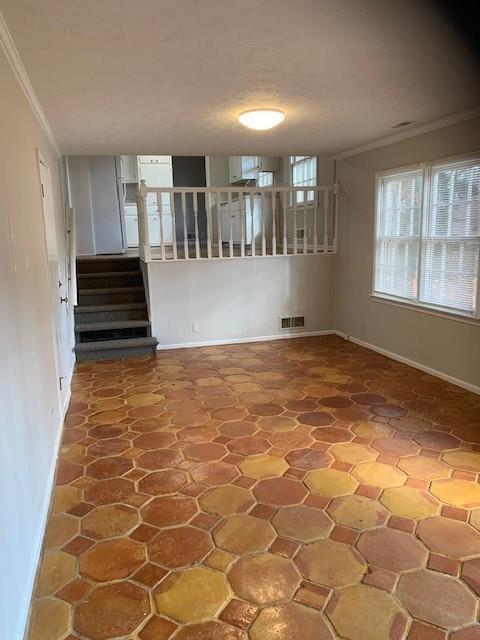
38,155 -> 69,410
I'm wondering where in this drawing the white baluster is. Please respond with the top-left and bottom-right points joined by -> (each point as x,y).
228,191 -> 233,257
250,192 -> 255,257
206,191 -> 212,259
182,191 -> 189,259
283,191 -> 288,255
239,191 -> 245,257
158,191 -> 165,260
216,191 -> 223,258
137,180 -> 151,261
303,190 -> 308,254
261,191 -> 266,256
313,189 -> 318,253
169,191 -> 177,260
323,190 -> 329,253
193,191 -> 200,259
271,190 -> 277,256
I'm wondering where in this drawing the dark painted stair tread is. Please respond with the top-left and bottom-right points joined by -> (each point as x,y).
78,270 -> 142,278
75,336 -> 158,352
75,302 -> 147,313
75,320 -> 151,332
79,286 -> 144,294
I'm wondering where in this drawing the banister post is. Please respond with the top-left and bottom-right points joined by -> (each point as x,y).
137,179 -> 151,262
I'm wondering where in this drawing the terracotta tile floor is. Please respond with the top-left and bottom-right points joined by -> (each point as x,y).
27,336 -> 480,640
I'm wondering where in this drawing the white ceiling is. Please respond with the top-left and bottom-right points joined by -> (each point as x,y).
2,0 -> 479,156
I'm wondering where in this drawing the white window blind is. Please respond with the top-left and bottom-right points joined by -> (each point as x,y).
374,156 -> 480,318
420,160 -> 480,313
375,169 -> 423,300
290,156 -> 317,203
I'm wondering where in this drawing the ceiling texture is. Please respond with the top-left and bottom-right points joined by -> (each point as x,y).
1,0 -> 479,155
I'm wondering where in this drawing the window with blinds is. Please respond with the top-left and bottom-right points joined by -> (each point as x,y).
374,157 -> 480,318
290,156 -> 317,204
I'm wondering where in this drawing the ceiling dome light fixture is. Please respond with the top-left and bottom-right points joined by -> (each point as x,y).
238,108 -> 285,130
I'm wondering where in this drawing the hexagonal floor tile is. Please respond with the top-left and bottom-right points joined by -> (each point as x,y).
327,495 -> 388,529
462,558 -> 480,596
138,469 -> 187,495
285,448 -> 332,470
272,505 -> 333,542
239,454 -> 288,479
442,449 -> 480,472
353,462 -> 405,488
149,526 -> 212,568
417,516 -> 480,559
35,551 -> 76,596
380,486 -> 439,520
44,513 -> 79,548
75,581 -> 150,639
396,569 -> 477,628
213,515 -> 276,553
295,539 -> 366,587
305,468 -> 357,497
142,495 -> 197,527
331,442 -> 377,464
357,527 -> 427,572
327,584 -> 408,640
154,567 -> 230,623
80,538 -> 145,581
174,621 -> 246,639
253,477 -> 307,506
81,504 -> 139,539
414,431 -> 460,451
29,598 -> 70,640
250,602 -> 334,640
199,485 -> 254,516
430,479 -> 480,508
397,455 -> 450,479
228,553 -> 300,604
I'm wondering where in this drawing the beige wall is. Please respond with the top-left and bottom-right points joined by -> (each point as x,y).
148,255 -> 335,347
0,48 -> 73,637
335,117 -> 480,389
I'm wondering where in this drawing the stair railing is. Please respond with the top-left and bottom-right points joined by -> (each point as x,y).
136,183 -> 338,261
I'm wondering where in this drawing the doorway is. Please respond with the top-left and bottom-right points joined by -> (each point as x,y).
37,152 -> 69,411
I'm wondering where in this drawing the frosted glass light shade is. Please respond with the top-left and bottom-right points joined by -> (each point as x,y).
238,109 -> 285,130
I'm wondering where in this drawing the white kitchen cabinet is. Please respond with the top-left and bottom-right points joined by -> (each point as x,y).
220,195 -> 272,244
228,156 -> 279,184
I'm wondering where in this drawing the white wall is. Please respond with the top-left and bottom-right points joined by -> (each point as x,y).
0,44 -> 73,638
68,155 -> 125,255
147,255 -> 335,347
335,117 -> 480,390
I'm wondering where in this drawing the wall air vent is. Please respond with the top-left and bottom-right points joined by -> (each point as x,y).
281,316 -> 305,329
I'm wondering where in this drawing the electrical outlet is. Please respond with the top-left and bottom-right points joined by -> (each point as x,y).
192,322 -> 199,334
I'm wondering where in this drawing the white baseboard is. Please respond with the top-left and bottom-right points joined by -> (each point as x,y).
156,330 -> 336,350
19,362 -> 73,640
336,331 -> 480,396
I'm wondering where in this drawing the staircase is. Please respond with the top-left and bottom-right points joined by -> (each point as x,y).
74,256 -> 158,361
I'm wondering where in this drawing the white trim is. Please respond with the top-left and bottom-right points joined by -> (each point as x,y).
333,108 -> 480,160
371,293 -> 480,326
156,330 -> 336,350
335,331 -> 480,396
0,12 -> 61,157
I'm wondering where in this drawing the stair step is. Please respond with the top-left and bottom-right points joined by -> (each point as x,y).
75,320 -> 151,332
77,256 -> 140,274
74,302 -> 148,323
78,270 -> 142,279
75,336 -> 158,361
77,271 -> 143,289
75,303 -> 147,314
79,286 -> 144,295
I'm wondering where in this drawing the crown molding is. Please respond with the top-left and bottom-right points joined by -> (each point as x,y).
333,107 -> 480,161
0,12 -> 61,157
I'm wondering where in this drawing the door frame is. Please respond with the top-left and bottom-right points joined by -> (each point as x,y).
36,148 -> 65,414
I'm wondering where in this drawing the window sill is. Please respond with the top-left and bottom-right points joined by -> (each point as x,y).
370,293 -> 480,327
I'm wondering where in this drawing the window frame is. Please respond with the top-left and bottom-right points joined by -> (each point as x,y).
290,155 -> 317,205
372,154 -> 480,321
